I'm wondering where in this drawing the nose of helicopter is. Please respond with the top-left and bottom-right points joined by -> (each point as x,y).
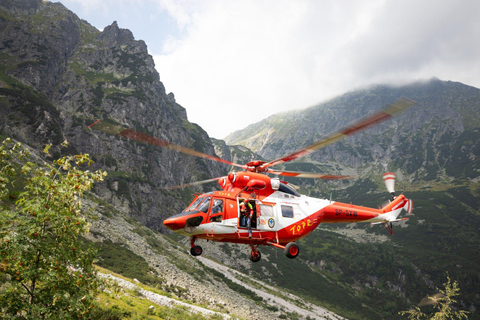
163,215 -> 186,231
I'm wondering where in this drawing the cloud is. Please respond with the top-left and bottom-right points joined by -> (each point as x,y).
61,0 -> 480,139
153,0 -> 392,138
347,0 -> 480,82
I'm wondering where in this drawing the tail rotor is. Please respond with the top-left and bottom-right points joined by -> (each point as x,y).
382,172 -> 396,201
382,172 -> 413,215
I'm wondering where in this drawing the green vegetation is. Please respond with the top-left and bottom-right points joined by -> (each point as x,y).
0,139 -> 106,319
90,239 -> 163,287
70,62 -> 118,84
299,182 -> 480,319
91,268 -> 226,320
400,274 -> 469,319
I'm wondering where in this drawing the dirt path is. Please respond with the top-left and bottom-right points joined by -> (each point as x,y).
198,256 -> 344,320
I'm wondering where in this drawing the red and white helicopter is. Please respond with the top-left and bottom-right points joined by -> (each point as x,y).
91,98 -> 415,262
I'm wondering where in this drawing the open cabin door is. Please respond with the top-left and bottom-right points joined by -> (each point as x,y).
257,203 -> 276,231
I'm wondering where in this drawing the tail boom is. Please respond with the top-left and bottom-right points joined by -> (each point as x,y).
321,195 -> 411,224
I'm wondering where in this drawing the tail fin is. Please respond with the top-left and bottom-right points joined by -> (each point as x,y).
372,195 -> 413,234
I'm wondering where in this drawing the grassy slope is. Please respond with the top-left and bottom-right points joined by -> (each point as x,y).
92,266 -> 225,320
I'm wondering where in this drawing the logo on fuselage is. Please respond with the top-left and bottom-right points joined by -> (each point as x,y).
268,218 -> 275,228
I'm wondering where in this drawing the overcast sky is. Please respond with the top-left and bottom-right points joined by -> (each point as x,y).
59,0 -> 480,139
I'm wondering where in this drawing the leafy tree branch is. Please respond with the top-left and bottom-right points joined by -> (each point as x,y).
1,138 -> 106,319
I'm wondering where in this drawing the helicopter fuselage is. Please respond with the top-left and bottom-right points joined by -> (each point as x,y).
163,172 -> 410,250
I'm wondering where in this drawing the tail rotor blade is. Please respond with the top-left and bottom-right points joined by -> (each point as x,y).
382,172 -> 396,194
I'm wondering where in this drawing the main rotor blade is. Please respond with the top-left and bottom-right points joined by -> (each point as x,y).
262,97 -> 416,170
266,169 -> 355,179
162,177 -> 224,189
89,120 -> 246,170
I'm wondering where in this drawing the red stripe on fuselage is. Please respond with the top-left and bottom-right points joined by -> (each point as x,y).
196,210 -> 325,246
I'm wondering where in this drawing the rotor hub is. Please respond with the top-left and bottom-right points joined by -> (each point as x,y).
246,160 -> 267,172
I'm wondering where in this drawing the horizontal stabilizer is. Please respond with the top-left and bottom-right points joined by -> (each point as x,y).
371,217 -> 409,235
370,217 -> 409,225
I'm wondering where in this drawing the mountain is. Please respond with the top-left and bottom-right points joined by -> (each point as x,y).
223,79 -> 480,318
2,1 -> 479,319
225,79 -> 480,185
2,1 -> 340,319
0,1 -> 283,319
0,0 -> 229,231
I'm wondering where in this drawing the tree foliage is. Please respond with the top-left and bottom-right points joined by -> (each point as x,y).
0,138 -> 106,319
400,274 -> 469,320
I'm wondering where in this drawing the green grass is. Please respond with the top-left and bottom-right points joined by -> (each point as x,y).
70,62 -> 118,84
93,266 -> 225,320
89,239 -> 164,287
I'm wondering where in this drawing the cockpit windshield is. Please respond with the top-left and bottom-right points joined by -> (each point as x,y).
184,196 -> 205,212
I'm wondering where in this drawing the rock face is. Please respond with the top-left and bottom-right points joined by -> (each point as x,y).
0,0 -> 227,230
3,2 -> 480,318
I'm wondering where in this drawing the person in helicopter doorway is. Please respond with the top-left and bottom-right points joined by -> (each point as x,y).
245,201 -> 254,238
239,201 -> 247,227
239,200 -> 254,237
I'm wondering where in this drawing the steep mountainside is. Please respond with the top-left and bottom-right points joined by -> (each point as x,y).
2,1 -> 480,319
0,0 -> 228,231
0,1 -> 294,318
2,2 -> 336,319
222,80 -> 480,318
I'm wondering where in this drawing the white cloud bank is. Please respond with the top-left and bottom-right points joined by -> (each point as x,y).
60,0 -> 480,139
153,0 -> 480,138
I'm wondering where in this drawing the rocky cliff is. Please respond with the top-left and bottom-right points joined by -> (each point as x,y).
2,1 -> 480,318
0,0 -> 228,231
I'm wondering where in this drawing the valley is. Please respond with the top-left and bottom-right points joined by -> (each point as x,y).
1,1 -> 479,319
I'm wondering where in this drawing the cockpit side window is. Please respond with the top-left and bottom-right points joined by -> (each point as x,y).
211,199 -> 223,214
197,197 -> 211,213
209,199 -> 224,222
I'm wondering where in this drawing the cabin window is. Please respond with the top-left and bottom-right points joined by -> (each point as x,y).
281,205 -> 294,218
259,204 -> 274,217
197,197 -> 211,213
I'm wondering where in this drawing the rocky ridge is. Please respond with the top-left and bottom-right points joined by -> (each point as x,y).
225,79 -> 480,185
0,0 -> 228,232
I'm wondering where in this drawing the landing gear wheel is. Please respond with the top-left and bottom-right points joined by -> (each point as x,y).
190,245 -> 203,256
285,242 -> 300,259
249,249 -> 261,262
